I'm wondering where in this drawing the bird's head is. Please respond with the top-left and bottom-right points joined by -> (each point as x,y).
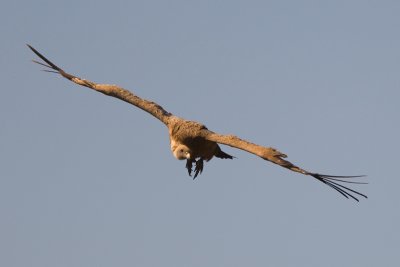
173,144 -> 192,160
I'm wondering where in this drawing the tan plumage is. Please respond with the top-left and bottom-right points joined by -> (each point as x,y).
28,45 -> 367,201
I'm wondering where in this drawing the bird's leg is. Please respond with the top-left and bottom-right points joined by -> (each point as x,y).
193,158 -> 204,179
186,159 -> 194,177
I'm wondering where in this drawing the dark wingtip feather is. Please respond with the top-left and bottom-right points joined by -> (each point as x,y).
28,45 -> 76,80
311,173 -> 368,201
27,44 -> 61,71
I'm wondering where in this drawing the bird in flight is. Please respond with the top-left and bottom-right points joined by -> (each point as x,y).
27,45 -> 367,201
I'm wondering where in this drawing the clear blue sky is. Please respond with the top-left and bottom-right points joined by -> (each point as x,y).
1,1 -> 399,266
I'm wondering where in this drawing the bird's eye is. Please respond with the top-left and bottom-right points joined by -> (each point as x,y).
180,149 -> 184,153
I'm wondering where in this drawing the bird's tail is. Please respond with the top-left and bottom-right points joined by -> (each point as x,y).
215,149 -> 234,159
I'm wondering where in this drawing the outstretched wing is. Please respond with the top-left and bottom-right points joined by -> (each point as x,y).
27,45 -> 173,126
203,131 -> 367,201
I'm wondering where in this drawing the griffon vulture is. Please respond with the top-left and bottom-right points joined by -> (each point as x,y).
28,45 -> 367,201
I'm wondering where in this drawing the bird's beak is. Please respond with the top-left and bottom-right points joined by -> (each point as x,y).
186,153 -> 191,159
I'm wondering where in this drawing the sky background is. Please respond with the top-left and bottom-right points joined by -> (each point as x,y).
1,0 -> 399,266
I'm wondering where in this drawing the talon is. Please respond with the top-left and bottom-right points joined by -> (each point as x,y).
193,159 -> 204,179
186,159 -> 193,177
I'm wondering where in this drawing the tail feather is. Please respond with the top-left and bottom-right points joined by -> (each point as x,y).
215,149 -> 234,159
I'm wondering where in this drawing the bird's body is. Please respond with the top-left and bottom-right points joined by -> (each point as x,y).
28,44 -> 367,201
168,118 -> 233,177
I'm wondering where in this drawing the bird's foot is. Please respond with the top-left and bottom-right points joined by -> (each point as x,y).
193,159 -> 204,179
186,159 -> 194,177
